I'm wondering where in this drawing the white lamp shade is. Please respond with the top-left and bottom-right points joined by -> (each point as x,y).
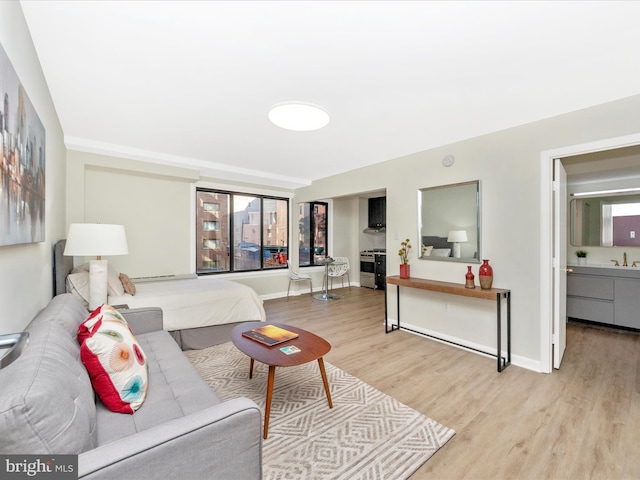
447,230 -> 468,243
64,224 -> 129,257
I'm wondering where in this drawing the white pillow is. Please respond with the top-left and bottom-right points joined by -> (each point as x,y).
422,245 -> 433,257
73,262 -> 125,297
431,248 -> 451,257
66,271 -> 90,307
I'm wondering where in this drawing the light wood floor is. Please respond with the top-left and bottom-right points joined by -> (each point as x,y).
263,287 -> 640,479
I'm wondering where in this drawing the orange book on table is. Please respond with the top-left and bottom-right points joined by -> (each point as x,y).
242,324 -> 298,346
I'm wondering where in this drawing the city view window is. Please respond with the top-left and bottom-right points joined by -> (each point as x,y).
298,201 -> 328,266
196,189 -> 289,274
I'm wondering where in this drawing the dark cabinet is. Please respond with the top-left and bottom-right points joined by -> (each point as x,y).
375,254 -> 386,290
368,197 -> 386,229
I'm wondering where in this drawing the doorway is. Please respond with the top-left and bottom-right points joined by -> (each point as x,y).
540,132 -> 640,373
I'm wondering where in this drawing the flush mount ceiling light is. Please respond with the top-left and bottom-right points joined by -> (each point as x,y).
268,103 -> 330,131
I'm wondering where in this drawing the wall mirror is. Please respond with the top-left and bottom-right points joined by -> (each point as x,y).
418,180 -> 480,263
570,194 -> 640,247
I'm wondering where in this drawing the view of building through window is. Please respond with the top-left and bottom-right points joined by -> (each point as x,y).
298,202 -> 328,266
196,189 -> 289,273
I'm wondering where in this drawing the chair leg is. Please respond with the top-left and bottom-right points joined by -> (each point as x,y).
308,279 -> 313,296
287,280 -> 291,299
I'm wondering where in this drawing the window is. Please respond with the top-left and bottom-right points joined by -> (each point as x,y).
298,202 -> 328,266
196,189 -> 289,274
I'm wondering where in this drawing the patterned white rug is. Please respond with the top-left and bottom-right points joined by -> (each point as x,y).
185,342 -> 455,480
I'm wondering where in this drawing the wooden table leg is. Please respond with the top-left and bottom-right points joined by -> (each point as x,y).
317,357 -> 333,409
249,358 -> 254,379
263,365 -> 276,439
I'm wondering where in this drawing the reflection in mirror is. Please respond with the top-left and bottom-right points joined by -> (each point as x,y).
418,181 -> 480,263
570,195 -> 640,247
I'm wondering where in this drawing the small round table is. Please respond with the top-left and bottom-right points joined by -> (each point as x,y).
314,258 -> 345,300
231,322 -> 333,439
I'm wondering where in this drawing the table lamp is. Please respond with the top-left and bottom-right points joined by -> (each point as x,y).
63,224 -> 129,310
447,230 -> 468,258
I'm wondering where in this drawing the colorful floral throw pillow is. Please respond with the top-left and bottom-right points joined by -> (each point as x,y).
78,305 -> 148,414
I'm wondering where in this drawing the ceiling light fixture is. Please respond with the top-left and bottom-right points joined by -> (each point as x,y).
268,103 -> 330,131
571,187 -> 640,197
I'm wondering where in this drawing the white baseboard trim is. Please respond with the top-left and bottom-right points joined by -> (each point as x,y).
386,319 -> 543,373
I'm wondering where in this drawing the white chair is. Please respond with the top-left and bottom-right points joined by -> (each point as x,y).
327,257 -> 351,291
287,260 -> 312,299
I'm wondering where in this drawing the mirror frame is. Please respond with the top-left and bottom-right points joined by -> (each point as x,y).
417,180 -> 481,263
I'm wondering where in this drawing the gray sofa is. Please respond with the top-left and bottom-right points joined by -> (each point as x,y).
0,293 -> 262,479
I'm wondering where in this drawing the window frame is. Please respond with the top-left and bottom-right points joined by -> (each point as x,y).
196,188 -> 290,275
298,201 -> 329,267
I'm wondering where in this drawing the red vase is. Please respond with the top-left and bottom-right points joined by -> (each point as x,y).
479,260 -> 493,289
399,264 -> 410,279
465,266 -> 475,288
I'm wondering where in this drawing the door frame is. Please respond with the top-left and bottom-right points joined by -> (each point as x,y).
539,132 -> 640,373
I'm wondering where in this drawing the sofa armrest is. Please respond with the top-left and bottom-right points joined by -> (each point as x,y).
119,307 -> 164,335
78,397 -> 262,480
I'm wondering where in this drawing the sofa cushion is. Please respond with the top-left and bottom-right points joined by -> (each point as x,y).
0,294 -> 98,454
95,330 -> 222,445
78,305 -> 148,414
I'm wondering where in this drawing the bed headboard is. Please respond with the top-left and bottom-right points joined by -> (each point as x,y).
54,239 -> 73,296
421,236 -> 454,256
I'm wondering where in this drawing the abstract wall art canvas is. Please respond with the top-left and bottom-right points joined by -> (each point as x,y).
0,41 -> 46,246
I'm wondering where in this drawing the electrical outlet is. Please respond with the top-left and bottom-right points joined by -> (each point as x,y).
631,231 -> 636,239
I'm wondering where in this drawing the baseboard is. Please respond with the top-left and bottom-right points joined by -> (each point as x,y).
386,319 -> 542,373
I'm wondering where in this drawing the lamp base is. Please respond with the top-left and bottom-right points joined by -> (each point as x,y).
453,242 -> 461,258
89,259 -> 108,311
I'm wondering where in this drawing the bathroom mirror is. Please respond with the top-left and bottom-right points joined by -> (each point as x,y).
418,180 -> 480,263
570,194 -> 640,247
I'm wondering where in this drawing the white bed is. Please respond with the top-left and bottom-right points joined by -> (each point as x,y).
54,239 -> 266,349
108,276 -> 266,331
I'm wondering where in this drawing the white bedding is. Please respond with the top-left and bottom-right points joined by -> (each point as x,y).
108,277 -> 266,331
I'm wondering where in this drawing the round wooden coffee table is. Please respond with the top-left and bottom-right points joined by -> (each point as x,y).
231,322 -> 333,439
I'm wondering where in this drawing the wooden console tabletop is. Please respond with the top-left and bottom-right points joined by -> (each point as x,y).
385,275 -> 511,372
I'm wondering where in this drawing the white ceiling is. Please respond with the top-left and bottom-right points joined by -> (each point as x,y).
19,1 -> 640,189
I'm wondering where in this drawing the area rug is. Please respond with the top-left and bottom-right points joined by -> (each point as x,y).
185,342 -> 455,480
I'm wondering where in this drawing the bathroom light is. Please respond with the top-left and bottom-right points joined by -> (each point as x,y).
268,103 -> 330,131
572,187 -> 640,197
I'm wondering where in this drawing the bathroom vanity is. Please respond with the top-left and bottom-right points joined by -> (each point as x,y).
567,265 -> 640,329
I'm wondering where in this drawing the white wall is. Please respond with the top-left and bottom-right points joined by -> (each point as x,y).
0,3 -> 66,335
295,93 -> 640,371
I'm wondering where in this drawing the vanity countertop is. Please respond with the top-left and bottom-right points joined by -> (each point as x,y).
568,264 -> 640,279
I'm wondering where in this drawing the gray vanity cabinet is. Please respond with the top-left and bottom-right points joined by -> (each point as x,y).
613,279 -> 640,329
567,266 -> 640,329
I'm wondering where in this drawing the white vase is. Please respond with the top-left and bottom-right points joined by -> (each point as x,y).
577,257 -> 586,265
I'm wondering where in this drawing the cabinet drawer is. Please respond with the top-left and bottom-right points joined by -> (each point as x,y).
567,297 -> 613,324
567,275 -> 614,300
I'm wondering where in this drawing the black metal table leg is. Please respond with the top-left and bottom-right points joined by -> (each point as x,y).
497,293 -> 502,372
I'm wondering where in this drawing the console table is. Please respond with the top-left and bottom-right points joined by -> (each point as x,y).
385,276 -> 511,372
